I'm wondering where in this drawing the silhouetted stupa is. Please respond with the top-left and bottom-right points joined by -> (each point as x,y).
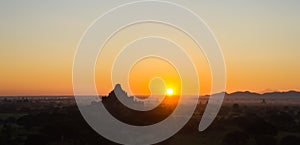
102,84 -> 143,108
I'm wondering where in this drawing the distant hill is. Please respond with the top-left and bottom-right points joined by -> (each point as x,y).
227,91 -> 260,98
225,90 -> 300,98
261,90 -> 300,98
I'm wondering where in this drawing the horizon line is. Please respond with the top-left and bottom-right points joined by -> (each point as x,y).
0,90 -> 299,97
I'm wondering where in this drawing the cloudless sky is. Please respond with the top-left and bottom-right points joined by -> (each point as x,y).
0,0 -> 299,96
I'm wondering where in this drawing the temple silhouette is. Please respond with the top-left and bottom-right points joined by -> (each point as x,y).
101,84 -> 177,126
102,84 -> 144,109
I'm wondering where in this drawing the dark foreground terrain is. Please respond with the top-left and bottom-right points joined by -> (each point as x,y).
0,91 -> 300,145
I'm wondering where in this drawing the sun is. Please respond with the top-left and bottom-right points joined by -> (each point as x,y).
166,88 -> 174,96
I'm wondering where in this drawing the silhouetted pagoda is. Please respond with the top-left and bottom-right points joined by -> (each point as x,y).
101,84 -> 175,126
102,84 -> 143,109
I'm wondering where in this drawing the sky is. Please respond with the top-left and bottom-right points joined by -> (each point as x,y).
0,0 -> 300,96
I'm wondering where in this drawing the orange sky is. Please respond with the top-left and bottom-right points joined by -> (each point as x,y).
0,1 -> 300,96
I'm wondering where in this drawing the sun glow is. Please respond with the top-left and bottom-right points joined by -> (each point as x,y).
166,88 -> 174,96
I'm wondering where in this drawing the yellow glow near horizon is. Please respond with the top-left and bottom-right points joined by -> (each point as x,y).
1,1 -> 300,96
166,88 -> 174,96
